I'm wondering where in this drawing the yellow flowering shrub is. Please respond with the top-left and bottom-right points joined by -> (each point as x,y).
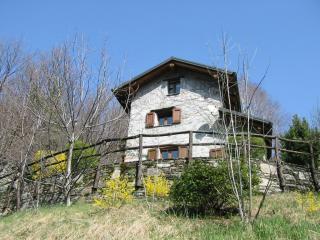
94,177 -> 134,209
296,191 -> 320,214
144,174 -> 170,199
32,150 -> 67,179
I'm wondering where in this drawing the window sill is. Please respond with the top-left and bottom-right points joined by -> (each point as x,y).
147,123 -> 180,129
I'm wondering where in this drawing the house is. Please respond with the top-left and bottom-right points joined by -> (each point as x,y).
113,57 -> 272,162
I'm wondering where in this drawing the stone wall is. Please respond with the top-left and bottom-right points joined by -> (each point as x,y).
125,68 -> 224,162
117,158 -> 320,193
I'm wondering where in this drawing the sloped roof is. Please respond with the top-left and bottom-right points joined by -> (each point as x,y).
112,57 -> 241,112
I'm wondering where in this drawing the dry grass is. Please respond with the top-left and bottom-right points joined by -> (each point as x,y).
1,193 -> 320,240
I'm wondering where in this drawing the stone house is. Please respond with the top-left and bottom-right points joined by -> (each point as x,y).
113,57 -> 272,162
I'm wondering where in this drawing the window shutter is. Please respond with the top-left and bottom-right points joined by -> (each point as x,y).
147,148 -> 157,160
209,148 -> 225,159
172,107 -> 181,124
145,112 -> 155,128
179,146 -> 188,159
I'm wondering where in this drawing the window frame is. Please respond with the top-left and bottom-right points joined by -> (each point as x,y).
167,78 -> 181,96
160,147 -> 179,160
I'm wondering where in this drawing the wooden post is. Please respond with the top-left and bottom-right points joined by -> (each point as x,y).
92,163 -> 102,193
188,131 -> 193,164
16,174 -> 21,211
36,181 -> 40,208
135,134 -> 143,189
309,142 -> 320,192
275,137 -> 285,192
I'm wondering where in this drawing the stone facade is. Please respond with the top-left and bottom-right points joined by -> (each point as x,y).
118,158 -> 320,193
125,68 -> 224,162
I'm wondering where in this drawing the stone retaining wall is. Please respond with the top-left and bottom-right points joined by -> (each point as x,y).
117,158 -> 320,193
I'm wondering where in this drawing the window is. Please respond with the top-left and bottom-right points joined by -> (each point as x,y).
156,108 -> 173,126
161,147 -> 179,159
209,148 -> 225,159
168,79 -> 180,95
159,113 -> 173,126
146,107 -> 181,128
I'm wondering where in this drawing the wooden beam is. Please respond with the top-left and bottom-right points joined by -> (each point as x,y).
135,134 -> 143,189
275,137 -> 285,192
188,131 -> 193,163
309,143 -> 320,192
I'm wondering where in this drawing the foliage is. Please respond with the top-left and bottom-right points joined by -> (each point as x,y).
144,174 -> 170,199
93,177 -> 134,209
170,160 -> 259,214
32,150 -> 67,179
229,136 -> 267,160
282,115 -> 311,165
296,192 -> 320,214
67,140 -> 99,172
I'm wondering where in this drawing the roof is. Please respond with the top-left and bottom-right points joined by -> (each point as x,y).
113,57 -> 235,91
219,107 -> 273,136
113,57 -> 242,112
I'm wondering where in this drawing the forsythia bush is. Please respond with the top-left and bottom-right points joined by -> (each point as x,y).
94,177 -> 134,209
144,174 -> 170,199
32,150 -> 67,179
296,192 -> 320,213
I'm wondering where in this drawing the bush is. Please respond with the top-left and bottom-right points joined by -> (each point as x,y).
170,160 -> 259,214
93,177 -> 134,209
67,140 -> 99,172
32,150 -> 67,179
229,136 -> 267,160
144,174 -> 170,199
296,192 -> 320,214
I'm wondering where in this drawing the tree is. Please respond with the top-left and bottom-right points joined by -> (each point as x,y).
30,37 -> 126,206
238,80 -> 287,134
282,115 -> 311,165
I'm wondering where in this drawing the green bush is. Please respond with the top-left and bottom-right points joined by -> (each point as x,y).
229,136 -> 267,160
66,140 -> 99,172
170,160 -> 259,214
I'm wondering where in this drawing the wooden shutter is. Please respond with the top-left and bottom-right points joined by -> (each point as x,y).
209,148 -> 225,159
147,148 -> 156,160
179,146 -> 188,159
145,112 -> 155,128
172,107 -> 181,124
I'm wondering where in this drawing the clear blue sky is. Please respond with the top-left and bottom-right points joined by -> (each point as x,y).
1,0 -> 319,120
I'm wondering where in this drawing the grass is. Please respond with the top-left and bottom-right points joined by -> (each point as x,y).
1,193 -> 320,240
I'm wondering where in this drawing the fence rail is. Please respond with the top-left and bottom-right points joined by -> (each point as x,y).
1,130 -> 320,213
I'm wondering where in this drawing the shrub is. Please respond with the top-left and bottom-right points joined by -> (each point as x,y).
67,140 -> 99,172
296,192 -> 320,214
144,174 -> 170,199
93,177 -> 134,209
170,160 -> 259,214
229,136 -> 267,160
32,150 -> 67,179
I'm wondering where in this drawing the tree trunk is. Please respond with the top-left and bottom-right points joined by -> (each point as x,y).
65,135 -> 75,206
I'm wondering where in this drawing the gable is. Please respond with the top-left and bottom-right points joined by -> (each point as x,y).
112,57 -> 242,112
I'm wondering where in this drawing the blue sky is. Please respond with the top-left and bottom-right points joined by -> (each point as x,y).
1,0 -> 319,120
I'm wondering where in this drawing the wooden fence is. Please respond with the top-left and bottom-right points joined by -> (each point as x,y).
0,130 -> 320,212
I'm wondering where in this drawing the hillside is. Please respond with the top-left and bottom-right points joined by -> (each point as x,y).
0,193 -> 319,240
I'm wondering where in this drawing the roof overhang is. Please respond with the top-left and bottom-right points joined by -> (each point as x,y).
218,107 -> 273,136
112,57 -> 242,112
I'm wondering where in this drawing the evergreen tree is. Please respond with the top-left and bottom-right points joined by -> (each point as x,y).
282,115 -> 311,165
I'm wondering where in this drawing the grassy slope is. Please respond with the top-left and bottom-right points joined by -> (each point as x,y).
0,193 -> 320,240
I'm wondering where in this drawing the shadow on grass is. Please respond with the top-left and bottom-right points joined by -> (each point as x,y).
164,205 -> 239,218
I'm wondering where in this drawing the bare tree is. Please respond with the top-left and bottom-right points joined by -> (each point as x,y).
311,102 -> 320,130
30,38 -> 126,206
238,79 -> 287,134
212,34 -> 274,222
0,41 -> 23,93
